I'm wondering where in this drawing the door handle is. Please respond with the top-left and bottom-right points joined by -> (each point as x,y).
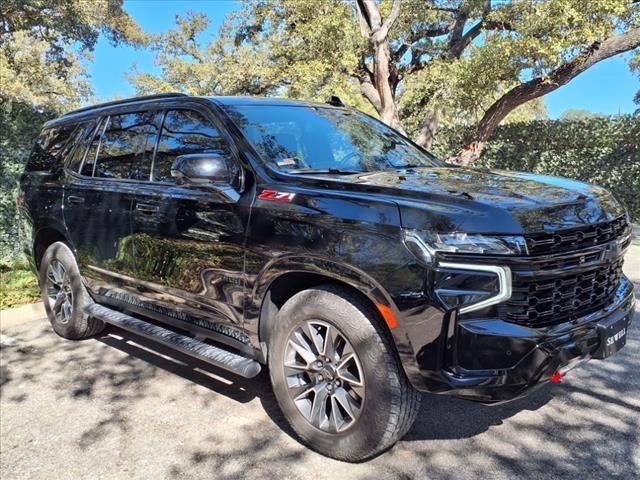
67,195 -> 85,205
135,203 -> 159,214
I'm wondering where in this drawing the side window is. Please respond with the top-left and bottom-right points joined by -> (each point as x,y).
94,111 -> 160,180
79,119 -> 106,177
65,121 -> 97,172
26,124 -> 78,172
153,109 -> 230,182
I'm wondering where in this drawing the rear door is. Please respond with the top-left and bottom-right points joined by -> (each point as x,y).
126,106 -> 252,345
21,123 -> 80,260
63,110 -> 161,300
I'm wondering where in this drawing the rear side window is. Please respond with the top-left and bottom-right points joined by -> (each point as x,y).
153,109 -> 230,182
93,112 -> 161,180
65,121 -> 98,172
80,119 -> 106,177
26,124 -> 78,172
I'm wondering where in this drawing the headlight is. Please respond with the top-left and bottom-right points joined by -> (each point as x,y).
403,230 -> 527,264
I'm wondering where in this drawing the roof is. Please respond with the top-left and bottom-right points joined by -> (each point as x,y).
205,96 -> 343,109
44,94 -> 347,128
61,93 -> 188,117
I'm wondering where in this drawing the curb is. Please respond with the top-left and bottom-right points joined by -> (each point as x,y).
1,302 -> 45,330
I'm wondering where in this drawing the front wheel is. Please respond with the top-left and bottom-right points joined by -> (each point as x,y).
268,285 -> 421,461
39,241 -> 105,339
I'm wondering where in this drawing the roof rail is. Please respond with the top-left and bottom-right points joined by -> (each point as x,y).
62,93 -> 188,117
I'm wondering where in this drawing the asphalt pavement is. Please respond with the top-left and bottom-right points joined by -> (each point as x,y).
1,242 -> 639,480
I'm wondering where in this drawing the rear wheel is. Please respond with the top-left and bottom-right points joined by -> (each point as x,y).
268,285 -> 420,461
40,242 -> 104,339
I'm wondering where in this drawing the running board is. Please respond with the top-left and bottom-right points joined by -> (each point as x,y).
85,304 -> 261,378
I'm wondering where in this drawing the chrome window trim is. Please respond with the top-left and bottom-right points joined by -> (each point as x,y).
438,262 -> 512,314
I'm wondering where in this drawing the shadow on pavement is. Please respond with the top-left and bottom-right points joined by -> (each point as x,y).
1,305 -> 638,479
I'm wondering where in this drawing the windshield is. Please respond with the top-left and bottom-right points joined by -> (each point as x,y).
223,105 -> 442,173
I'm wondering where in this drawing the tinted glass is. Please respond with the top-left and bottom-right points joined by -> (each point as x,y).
225,106 -> 441,173
80,119 -> 106,177
26,124 -> 78,172
94,111 -> 160,180
153,109 -> 229,182
65,121 -> 97,172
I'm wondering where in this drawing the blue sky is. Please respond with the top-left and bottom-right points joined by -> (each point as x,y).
88,0 -> 639,118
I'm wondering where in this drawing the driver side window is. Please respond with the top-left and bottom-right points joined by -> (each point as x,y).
153,109 -> 230,182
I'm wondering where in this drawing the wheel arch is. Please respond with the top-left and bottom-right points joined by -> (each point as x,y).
32,225 -> 69,270
255,257 -> 403,358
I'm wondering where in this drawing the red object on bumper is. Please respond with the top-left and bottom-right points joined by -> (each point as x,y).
550,371 -> 562,383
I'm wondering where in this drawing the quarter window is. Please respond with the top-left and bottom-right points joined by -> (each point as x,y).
153,109 -> 230,182
26,123 -> 78,172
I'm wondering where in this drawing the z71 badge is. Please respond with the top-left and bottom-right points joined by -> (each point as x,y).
258,190 -> 296,202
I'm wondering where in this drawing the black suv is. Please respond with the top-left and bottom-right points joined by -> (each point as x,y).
19,93 -> 635,461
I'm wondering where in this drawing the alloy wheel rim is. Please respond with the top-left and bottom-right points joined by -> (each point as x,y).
45,260 -> 73,324
284,320 -> 365,433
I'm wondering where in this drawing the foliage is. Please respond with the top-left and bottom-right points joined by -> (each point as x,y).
0,260 -> 40,309
128,0 -> 638,154
0,102 -> 52,262
1,1 -> 147,264
560,110 -> 606,121
430,115 -> 640,219
0,0 -> 147,111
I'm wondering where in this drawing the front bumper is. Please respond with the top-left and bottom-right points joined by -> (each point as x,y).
407,276 -> 635,403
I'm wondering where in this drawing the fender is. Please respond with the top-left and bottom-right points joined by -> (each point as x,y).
248,254 -> 421,377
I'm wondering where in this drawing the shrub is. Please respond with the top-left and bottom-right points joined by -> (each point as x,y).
1,102 -> 52,261
430,116 -> 640,220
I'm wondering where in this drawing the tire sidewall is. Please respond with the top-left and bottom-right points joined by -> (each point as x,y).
268,287 -> 402,460
39,242 -> 93,339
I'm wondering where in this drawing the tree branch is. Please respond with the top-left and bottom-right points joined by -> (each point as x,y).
359,76 -> 383,112
447,1 -> 471,58
355,0 -> 372,38
354,0 -> 404,129
454,27 -> 640,164
392,24 -> 451,60
448,0 -> 495,59
372,0 -> 402,44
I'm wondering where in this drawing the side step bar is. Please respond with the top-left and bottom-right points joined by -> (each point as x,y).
85,304 -> 261,378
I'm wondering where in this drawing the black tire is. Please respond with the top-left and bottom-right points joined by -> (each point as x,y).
268,285 -> 421,462
39,241 -> 105,339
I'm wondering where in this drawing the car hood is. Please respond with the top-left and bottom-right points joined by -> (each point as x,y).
326,167 -> 625,234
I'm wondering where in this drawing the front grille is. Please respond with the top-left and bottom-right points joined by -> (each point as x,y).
503,258 -> 624,327
524,216 -> 629,255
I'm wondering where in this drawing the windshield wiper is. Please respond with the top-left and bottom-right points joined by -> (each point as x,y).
285,168 -> 362,175
383,164 -> 427,170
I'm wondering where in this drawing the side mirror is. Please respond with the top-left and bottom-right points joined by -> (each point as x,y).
171,153 -> 232,185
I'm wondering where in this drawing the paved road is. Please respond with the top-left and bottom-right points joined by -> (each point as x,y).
1,244 -> 639,479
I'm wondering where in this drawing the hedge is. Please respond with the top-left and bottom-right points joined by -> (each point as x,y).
430,116 -> 640,220
1,103 -> 53,261
0,107 -> 638,262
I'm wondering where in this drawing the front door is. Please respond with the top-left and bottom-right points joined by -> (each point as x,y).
127,107 -> 251,346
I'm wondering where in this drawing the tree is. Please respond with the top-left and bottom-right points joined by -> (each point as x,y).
129,0 -> 639,163
0,1 -> 147,261
560,109 -> 605,121
632,49 -> 640,114
0,0 -> 147,111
